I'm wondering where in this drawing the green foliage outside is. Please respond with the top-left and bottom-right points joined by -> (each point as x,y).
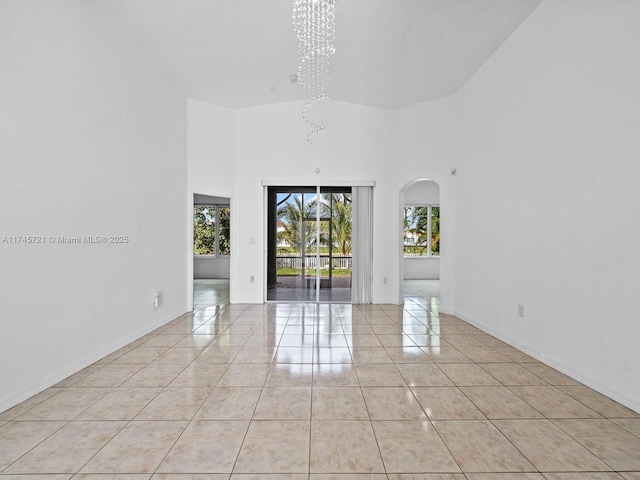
404,206 -> 440,256
324,193 -> 352,256
194,206 -> 215,254
194,206 -> 230,255
276,193 -> 352,279
277,193 -> 352,256
218,207 -> 230,255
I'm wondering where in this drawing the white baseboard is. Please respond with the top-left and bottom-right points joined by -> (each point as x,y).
453,310 -> 640,415
0,307 -> 188,415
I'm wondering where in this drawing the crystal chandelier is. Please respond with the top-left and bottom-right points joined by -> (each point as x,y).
292,0 -> 335,145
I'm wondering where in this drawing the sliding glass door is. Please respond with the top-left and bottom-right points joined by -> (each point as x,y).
267,186 -> 352,302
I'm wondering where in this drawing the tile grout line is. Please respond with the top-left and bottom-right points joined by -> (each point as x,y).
355,310 -> 389,478
147,308 -> 241,477
227,306 -> 289,476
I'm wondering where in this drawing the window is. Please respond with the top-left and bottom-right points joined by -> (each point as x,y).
194,205 -> 230,256
403,205 -> 439,257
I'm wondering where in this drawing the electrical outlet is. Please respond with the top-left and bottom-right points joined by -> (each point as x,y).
383,277 -> 388,284
518,304 -> 524,317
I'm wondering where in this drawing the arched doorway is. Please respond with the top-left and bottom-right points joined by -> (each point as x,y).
399,178 -> 440,308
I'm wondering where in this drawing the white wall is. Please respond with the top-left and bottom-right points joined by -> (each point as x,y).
399,0 -> 640,412
392,97 -> 461,312
233,100 -> 396,303
404,258 -> 440,280
187,99 -> 235,305
188,99 -> 235,198
188,98 -> 399,304
404,180 -> 440,205
194,257 -> 231,279
0,1 -> 187,411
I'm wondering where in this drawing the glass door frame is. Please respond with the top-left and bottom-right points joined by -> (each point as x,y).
265,184 -> 352,303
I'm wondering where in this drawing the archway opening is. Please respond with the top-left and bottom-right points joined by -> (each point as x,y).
399,178 -> 440,309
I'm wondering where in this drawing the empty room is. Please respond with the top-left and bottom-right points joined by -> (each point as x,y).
1,0 -> 639,478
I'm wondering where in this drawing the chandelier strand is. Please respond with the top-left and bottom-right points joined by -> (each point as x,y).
293,0 -> 335,145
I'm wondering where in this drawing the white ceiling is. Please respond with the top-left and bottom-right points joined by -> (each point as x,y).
96,0 -> 543,109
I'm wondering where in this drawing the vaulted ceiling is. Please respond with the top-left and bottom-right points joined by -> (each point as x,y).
96,0 -> 543,109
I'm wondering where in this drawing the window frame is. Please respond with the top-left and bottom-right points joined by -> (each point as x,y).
193,204 -> 230,257
403,204 -> 440,258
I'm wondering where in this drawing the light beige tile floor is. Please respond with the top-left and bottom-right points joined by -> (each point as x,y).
0,280 -> 639,478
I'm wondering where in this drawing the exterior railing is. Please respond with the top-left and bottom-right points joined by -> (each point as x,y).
276,255 -> 351,269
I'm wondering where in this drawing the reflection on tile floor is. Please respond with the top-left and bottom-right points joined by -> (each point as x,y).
1,280 -> 639,478
194,278 -> 230,310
